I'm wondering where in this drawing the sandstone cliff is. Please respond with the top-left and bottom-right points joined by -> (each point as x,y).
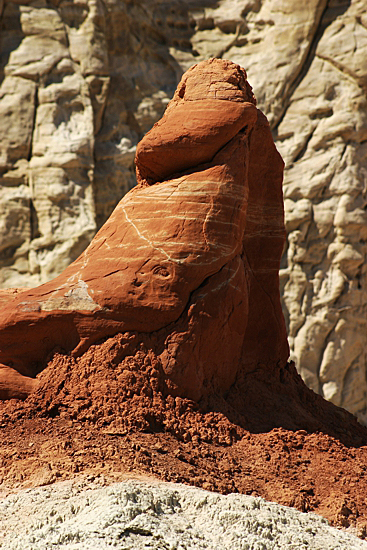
0,0 -> 366,421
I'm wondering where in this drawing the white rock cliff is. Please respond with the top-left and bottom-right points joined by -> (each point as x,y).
0,0 -> 366,421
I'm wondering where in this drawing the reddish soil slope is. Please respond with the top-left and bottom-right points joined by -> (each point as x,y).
1,335 -> 367,538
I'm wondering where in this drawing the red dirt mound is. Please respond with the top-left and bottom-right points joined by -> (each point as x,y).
1,333 -> 367,537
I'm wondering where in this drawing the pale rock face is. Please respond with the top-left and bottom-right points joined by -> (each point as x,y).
0,0 -> 366,421
1,479 -> 367,550
275,0 -> 367,424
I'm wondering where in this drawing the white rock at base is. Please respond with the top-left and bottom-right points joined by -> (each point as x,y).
0,478 -> 366,550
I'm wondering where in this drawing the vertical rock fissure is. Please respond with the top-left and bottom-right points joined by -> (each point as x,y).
27,85 -> 38,163
272,0 -> 350,135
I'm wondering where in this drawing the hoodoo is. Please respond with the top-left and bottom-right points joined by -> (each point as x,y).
0,58 -> 289,400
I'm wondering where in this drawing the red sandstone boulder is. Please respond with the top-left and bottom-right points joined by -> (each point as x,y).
0,59 -> 289,401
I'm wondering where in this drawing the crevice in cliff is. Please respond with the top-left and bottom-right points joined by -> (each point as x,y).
273,0 -> 351,137
316,318 -> 339,397
0,3 -> 24,87
292,130 -> 315,163
316,53 -> 367,93
27,82 -> 39,245
357,14 -> 367,32
29,200 -> 40,242
214,22 -> 246,59
27,85 -> 38,163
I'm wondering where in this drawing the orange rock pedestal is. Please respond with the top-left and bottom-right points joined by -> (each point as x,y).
0,59 -> 288,401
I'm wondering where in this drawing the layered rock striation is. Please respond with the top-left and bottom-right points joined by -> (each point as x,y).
0,59 -> 289,401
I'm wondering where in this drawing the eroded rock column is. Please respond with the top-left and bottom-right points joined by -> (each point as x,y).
0,59 -> 288,402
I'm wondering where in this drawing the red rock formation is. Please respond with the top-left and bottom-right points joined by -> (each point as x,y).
2,61 -> 367,537
0,59 -> 289,401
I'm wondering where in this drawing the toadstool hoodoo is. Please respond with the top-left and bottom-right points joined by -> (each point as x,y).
0,59 -> 289,402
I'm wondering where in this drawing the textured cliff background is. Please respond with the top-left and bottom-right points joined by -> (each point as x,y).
0,0 -> 366,422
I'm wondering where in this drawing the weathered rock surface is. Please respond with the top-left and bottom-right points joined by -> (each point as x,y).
276,1 -> 367,424
0,0 -> 366,419
2,478 -> 367,550
0,59 -> 288,402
